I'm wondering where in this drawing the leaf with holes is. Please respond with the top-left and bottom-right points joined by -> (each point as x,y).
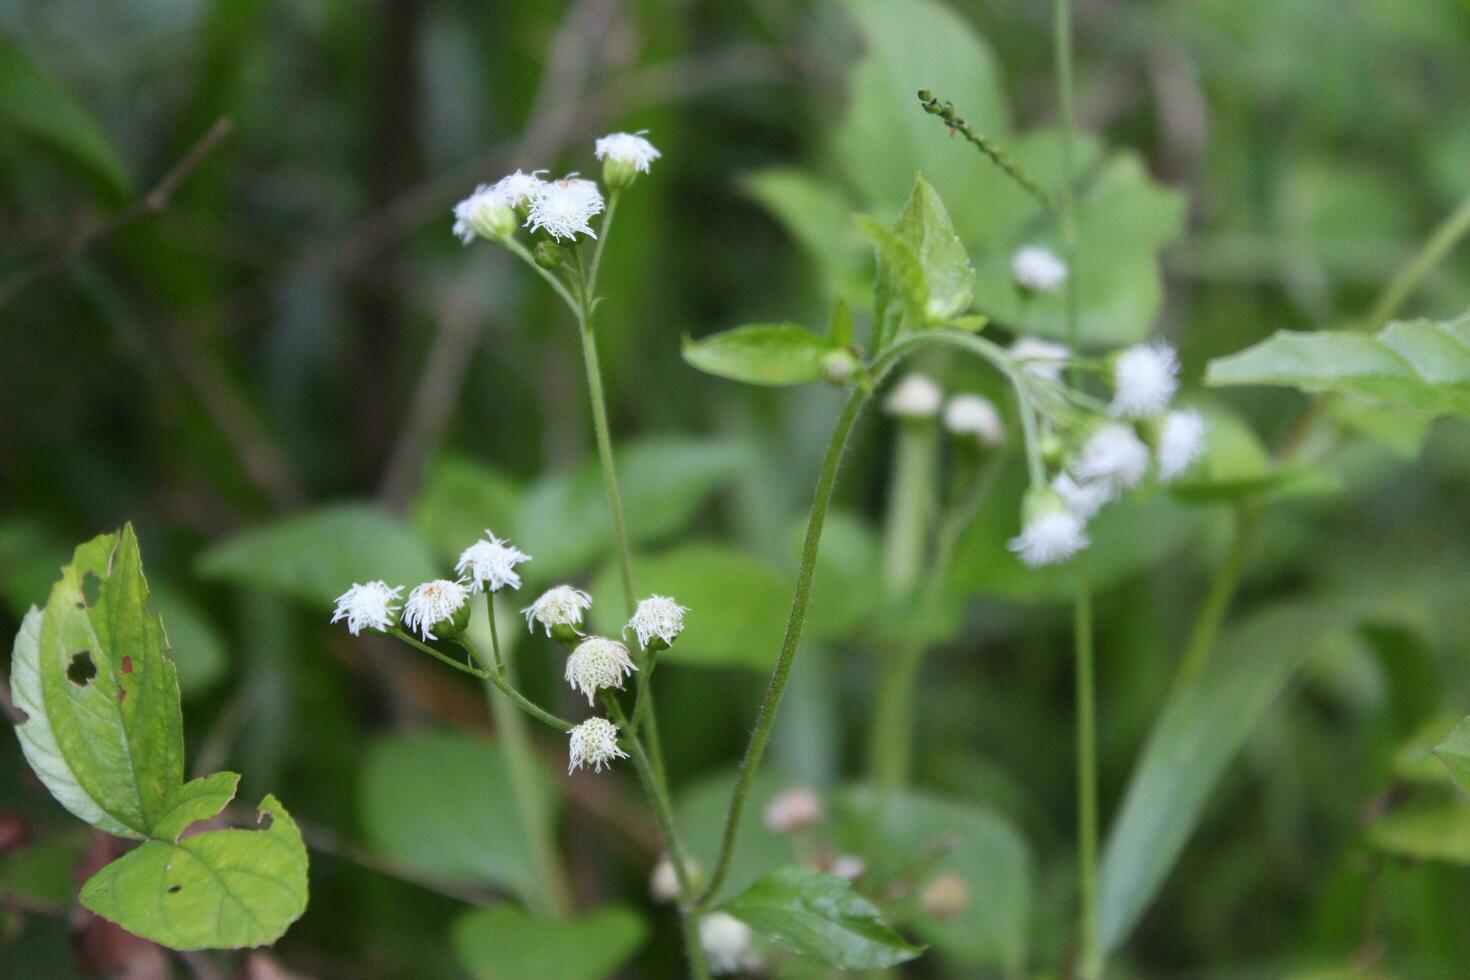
79,794 -> 309,950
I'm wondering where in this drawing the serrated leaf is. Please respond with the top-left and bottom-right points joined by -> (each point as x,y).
1434,715 -> 1470,794
1368,802 -> 1470,864
79,794 -> 309,950
892,175 -> 973,321
452,904 -> 647,980
1206,313 -> 1470,417
855,214 -> 926,350
11,527 -> 183,839
196,503 -> 438,607
722,867 -> 923,969
681,324 -> 835,387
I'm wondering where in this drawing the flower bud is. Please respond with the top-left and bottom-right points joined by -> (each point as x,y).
595,131 -> 660,191
601,156 -> 638,191
534,241 -> 565,270
452,186 -> 518,244
821,348 -> 860,386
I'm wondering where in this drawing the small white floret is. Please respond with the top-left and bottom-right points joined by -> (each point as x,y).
1073,422 -> 1150,489
522,585 -> 593,636
567,717 -> 628,774
1009,337 -> 1070,383
943,394 -> 1004,445
1051,472 -> 1115,521
493,169 -> 548,208
762,786 -> 825,834
331,581 -> 402,636
594,131 -> 661,173
401,579 -> 470,640
565,636 -> 637,705
1157,408 -> 1208,481
456,531 -> 531,593
451,184 -> 514,244
1110,342 -> 1180,418
526,175 -> 605,241
1009,509 -> 1089,567
649,853 -> 700,903
700,913 -> 762,976
883,372 -> 943,419
829,854 -> 866,881
626,594 -> 689,650
1011,245 -> 1068,293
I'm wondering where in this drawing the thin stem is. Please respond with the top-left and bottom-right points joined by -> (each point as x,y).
1014,382 -> 1048,487
1364,190 -> 1470,330
393,629 -> 489,679
1170,506 -> 1260,691
576,302 -> 638,614
396,629 -> 574,731
587,189 -> 621,297
504,237 -> 580,312
485,596 -> 505,674
882,420 -> 939,596
1074,581 -> 1101,980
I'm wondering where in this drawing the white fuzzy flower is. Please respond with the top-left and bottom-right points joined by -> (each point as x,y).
456,531 -> 531,593
700,913 -> 762,976
829,854 -> 866,881
567,717 -> 628,774
627,594 -> 689,650
943,394 -> 1004,445
565,636 -> 637,705
1157,409 -> 1208,481
649,853 -> 700,903
451,184 -> 515,244
492,168 -> 547,208
594,131 -> 661,173
1110,342 -> 1180,418
763,786 -> 825,834
1051,472 -> 1115,521
1074,422 -> 1150,489
1012,245 -> 1068,293
1008,509 -> 1090,568
526,175 -> 604,241
522,585 -> 593,636
1009,337 -> 1070,383
401,579 -> 470,640
883,372 -> 943,419
330,581 -> 402,636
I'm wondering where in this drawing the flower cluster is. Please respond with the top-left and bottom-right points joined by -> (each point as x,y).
882,371 -> 1006,448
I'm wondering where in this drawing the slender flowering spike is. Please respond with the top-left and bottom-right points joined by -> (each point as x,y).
699,913 -> 762,976
526,175 -> 604,241
883,372 -> 943,419
402,579 -> 471,640
456,531 -> 531,593
1074,422 -> 1151,489
331,581 -> 402,636
626,594 -> 689,650
452,184 -> 517,244
567,717 -> 628,774
1011,245 -> 1069,293
1110,342 -> 1180,418
1051,472 -> 1115,521
1009,336 -> 1070,383
1157,408 -> 1208,481
763,786 -> 825,834
522,585 -> 593,636
1009,488 -> 1090,567
595,130 -> 660,189
492,168 -> 547,209
564,636 -> 637,705
943,394 -> 1004,446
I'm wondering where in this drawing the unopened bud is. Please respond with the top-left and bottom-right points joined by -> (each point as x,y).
534,241 -> 565,269
821,348 -> 860,385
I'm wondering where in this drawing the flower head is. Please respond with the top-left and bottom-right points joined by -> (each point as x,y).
567,717 -> 628,774
763,786 -> 825,834
565,636 -> 637,704
1010,336 -> 1070,383
402,579 -> 470,640
1051,472 -> 1115,521
595,130 -> 661,174
1012,245 -> 1068,293
331,581 -> 402,636
1009,488 -> 1090,568
522,585 -> 593,636
492,169 -> 547,209
1157,408 -> 1208,481
700,913 -> 762,976
455,531 -> 531,593
1110,342 -> 1180,418
526,175 -> 604,241
626,594 -> 689,650
649,853 -> 701,903
452,184 -> 517,244
829,854 -> 867,881
1073,422 -> 1150,489
943,394 -> 1004,446
883,372 -> 943,419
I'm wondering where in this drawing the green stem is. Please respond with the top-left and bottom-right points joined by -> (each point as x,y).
1170,506 -> 1260,691
882,420 -> 939,596
485,596 -> 505,674
1074,581 -> 1101,980
587,189 -> 620,297
393,629 -> 489,679
504,237 -> 579,312
575,295 -> 637,615
1364,190 -> 1470,330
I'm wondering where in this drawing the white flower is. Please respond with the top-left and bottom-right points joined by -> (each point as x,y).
1051,472 -> 1115,521
1157,409 -> 1208,481
649,854 -> 700,903
456,531 -> 531,593
1110,342 -> 1180,418
522,585 -> 593,636
1009,337 -> 1070,383
1012,245 -> 1068,293
567,717 -> 628,774
700,913 -> 762,976
627,594 -> 689,650
330,581 -> 402,636
1074,422 -> 1150,489
943,394 -> 1004,445
829,854 -> 866,881
1008,509 -> 1089,568
526,175 -> 604,241
564,636 -> 637,705
451,184 -> 515,244
883,372 -> 943,419
763,786 -> 824,834
594,131 -> 661,173
401,579 -> 470,640
492,168 -> 547,208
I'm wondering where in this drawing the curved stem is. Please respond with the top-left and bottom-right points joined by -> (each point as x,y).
396,630 -> 574,731
393,629 -> 489,679
1364,190 -> 1470,330
1170,505 -> 1260,691
587,189 -> 621,297
504,237 -> 579,313
576,306 -> 637,614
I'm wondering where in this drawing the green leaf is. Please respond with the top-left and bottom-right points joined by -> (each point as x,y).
1434,715 -> 1470,794
151,772 -> 242,843
682,324 -> 836,387
722,867 -> 923,969
1206,313 -> 1470,417
589,544 -> 789,669
0,40 -> 131,198
891,175 -> 973,321
1098,602 -> 1346,951
855,214 -> 926,350
358,731 -> 556,902
452,904 -> 647,980
10,527 -> 183,839
196,503 -> 438,607
1368,802 -> 1470,864
79,794 -> 309,950
411,456 -> 521,561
